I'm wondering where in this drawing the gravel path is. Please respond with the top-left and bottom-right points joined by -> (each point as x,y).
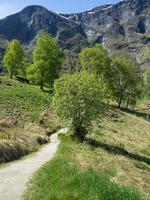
0,128 -> 67,200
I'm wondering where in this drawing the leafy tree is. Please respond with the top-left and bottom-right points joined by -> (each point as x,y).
111,56 -> 141,108
28,32 -> 64,90
3,39 -> 24,79
52,71 -> 107,141
79,44 -> 111,77
26,62 -> 44,85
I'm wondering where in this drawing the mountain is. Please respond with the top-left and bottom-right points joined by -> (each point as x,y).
64,0 -> 150,69
0,5 -> 88,52
0,0 -> 150,69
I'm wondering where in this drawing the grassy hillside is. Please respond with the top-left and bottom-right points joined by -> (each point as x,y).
0,75 -> 59,163
0,75 -> 50,123
24,107 -> 150,200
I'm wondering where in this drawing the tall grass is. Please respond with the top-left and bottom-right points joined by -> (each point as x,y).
0,76 -> 54,163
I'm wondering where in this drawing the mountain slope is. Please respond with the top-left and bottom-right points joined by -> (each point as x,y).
0,5 -> 88,52
64,0 -> 150,69
0,0 -> 150,69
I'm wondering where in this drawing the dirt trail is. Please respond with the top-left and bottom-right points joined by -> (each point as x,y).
0,128 -> 67,200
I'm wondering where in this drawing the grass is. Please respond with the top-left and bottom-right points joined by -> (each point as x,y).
1,75 -> 149,199
24,104 -> 150,200
24,139 -> 144,200
0,123 -> 50,163
0,75 -> 59,163
86,108 -> 150,197
0,75 -> 50,124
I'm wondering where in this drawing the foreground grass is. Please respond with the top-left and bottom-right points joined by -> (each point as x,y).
24,106 -> 150,200
24,137 -> 144,200
78,108 -> 150,197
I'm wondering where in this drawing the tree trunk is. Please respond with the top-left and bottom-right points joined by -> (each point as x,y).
40,78 -> 44,91
118,88 -> 124,108
118,96 -> 123,108
126,98 -> 130,110
10,72 -> 13,79
73,127 -> 87,142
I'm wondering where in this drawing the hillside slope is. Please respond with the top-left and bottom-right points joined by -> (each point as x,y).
0,76 -> 59,163
66,0 -> 150,69
24,106 -> 150,199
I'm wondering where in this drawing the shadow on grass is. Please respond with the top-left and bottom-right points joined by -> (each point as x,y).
42,89 -> 53,94
111,105 -> 150,122
87,138 -> 150,165
121,108 -> 150,122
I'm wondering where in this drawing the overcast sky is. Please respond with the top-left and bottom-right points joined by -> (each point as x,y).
0,0 -> 121,19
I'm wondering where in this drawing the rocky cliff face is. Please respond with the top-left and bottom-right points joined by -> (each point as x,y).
63,0 -> 150,69
67,0 -> 150,41
0,0 -> 150,69
0,5 -> 88,52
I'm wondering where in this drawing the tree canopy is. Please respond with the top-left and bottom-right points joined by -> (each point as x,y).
52,71 -> 108,141
27,32 -> 64,90
111,56 -> 142,108
80,44 -> 111,77
3,39 -> 24,79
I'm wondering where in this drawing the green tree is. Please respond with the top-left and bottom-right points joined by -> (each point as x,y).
26,62 -> 44,85
28,32 -> 64,90
111,56 -> 141,108
52,71 -> 107,141
3,39 -> 24,79
79,44 -> 111,77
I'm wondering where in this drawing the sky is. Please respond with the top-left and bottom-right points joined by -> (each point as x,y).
0,0 -> 121,19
